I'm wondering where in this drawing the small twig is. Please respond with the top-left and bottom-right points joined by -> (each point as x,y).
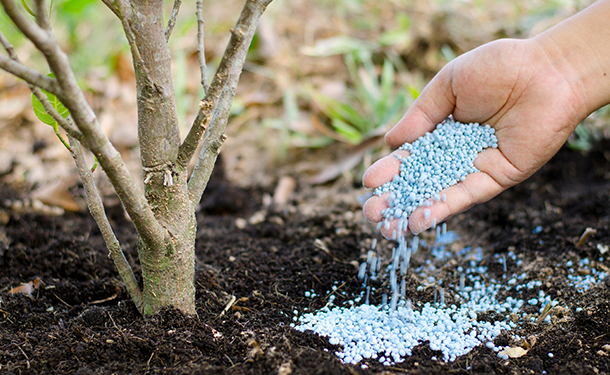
107,312 -> 129,342
146,352 -> 155,373
88,293 -> 118,305
217,295 -> 236,319
576,227 -> 597,248
195,0 -> 208,92
321,282 -> 347,309
164,0 -> 181,42
51,292 -> 71,307
14,343 -> 30,369
225,354 -> 235,367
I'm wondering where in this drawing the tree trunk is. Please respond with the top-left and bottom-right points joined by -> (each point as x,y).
128,0 -> 196,316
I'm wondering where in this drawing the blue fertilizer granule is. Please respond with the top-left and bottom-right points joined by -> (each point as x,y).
375,118 -> 497,229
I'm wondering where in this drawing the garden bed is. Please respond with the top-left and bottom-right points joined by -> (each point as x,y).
2,140 -> 610,374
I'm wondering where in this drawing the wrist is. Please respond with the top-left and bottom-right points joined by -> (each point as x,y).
532,0 -> 610,119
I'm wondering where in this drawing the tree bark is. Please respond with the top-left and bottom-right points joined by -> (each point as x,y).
127,0 -> 195,315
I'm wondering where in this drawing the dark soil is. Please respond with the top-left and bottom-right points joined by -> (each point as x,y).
3,142 -> 610,375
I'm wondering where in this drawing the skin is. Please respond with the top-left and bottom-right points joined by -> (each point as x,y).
363,0 -> 610,238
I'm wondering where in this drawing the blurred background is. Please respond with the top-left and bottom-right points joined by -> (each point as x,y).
0,0 -> 606,214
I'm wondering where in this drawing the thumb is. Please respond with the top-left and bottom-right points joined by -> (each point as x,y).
385,64 -> 457,148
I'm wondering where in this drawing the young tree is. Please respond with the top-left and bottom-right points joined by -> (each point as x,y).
0,0 -> 272,316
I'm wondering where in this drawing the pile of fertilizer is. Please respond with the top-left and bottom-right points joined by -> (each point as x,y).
293,238 -> 608,366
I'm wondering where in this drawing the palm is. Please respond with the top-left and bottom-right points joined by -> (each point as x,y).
363,38 -> 588,236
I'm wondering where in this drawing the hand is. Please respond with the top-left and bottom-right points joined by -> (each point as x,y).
362,38 -> 590,238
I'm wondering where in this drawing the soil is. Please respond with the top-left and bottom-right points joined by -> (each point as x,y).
3,141 -> 610,375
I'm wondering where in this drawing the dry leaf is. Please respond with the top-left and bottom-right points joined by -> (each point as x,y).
32,176 -> 81,212
9,278 -> 42,298
278,362 -> 293,375
499,347 -> 528,358
273,176 -> 296,208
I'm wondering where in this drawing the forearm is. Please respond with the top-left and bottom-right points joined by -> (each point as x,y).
534,0 -> 610,117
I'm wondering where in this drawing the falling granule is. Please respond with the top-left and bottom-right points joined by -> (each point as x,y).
293,118 -> 576,366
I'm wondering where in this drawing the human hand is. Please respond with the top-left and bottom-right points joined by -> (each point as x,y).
362,38 -> 591,238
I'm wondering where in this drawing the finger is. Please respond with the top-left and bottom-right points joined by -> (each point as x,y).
363,193 -> 414,240
385,66 -> 457,148
473,147 -> 524,189
379,217 -> 411,240
362,150 -> 409,189
407,171 -> 505,234
362,194 -> 387,223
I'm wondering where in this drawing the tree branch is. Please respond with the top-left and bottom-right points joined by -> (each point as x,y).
0,0 -> 51,47
68,135 -> 144,313
33,0 -> 51,31
100,0 -> 122,16
196,0 -> 208,92
187,84 -> 231,203
177,0 -> 273,169
0,54 -> 59,94
31,86 -> 84,140
1,0 -> 168,253
164,0 -> 181,42
0,31 -> 82,139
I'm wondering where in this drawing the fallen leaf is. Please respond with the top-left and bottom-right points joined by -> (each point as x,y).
273,176 -> 296,208
9,278 -> 42,298
499,347 -> 528,358
32,176 -> 81,212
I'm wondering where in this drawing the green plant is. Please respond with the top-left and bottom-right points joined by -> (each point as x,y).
567,104 -> 610,152
308,50 -> 419,145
